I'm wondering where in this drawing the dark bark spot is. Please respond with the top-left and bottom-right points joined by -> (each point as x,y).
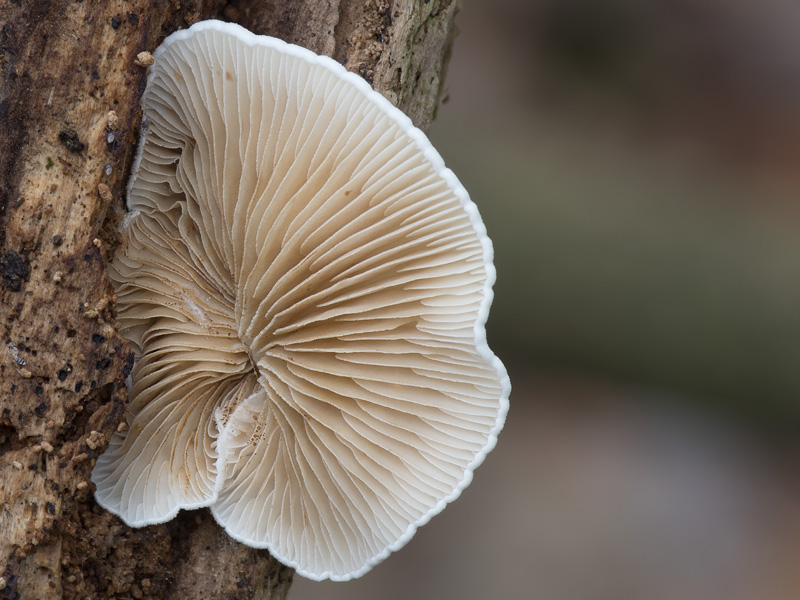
123,352 -> 134,377
0,249 -> 30,291
0,24 -> 9,54
0,423 -> 18,455
1,572 -> 18,600
58,363 -> 73,381
58,129 -> 85,153
91,334 -> 106,344
111,16 -> 121,29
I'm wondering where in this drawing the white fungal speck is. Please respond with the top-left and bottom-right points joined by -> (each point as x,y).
8,342 -> 26,366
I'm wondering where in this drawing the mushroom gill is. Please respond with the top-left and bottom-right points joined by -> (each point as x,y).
92,20 -> 510,581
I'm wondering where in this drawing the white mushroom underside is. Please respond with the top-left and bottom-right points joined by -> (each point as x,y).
92,20 -> 509,581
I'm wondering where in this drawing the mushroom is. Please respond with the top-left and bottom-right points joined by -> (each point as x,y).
92,20 -> 510,581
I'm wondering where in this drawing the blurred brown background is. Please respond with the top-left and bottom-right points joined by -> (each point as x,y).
293,1 -> 800,598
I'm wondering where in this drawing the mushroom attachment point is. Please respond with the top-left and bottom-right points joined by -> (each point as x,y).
92,20 -> 510,581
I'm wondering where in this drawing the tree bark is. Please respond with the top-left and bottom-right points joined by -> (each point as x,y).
0,1 -> 458,598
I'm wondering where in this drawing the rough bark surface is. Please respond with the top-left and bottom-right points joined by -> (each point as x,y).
0,1 -> 457,599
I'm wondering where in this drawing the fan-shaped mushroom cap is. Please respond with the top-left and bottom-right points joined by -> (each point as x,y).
92,20 -> 510,581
